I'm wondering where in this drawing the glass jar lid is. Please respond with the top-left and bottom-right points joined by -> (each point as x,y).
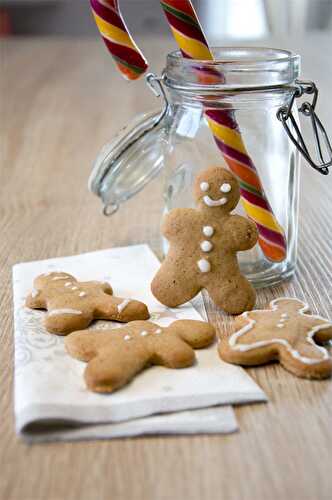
89,108 -> 167,215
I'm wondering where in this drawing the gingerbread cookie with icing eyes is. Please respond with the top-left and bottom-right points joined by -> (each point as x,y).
26,272 -> 150,335
151,166 -> 258,314
65,319 -> 216,393
219,298 -> 332,379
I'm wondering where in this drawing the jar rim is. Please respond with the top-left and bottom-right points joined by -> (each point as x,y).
167,46 -> 299,65
164,46 -> 301,91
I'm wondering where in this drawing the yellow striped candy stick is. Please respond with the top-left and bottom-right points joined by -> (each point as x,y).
90,0 -> 148,80
160,0 -> 287,262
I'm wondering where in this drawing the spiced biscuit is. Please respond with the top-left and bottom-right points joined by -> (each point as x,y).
219,298 -> 332,379
26,272 -> 149,335
151,167 -> 258,314
65,319 -> 216,393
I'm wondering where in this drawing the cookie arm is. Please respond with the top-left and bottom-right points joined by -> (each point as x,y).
65,330 -> 108,361
162,208 -> 195,240
169,320 -> 216,348
225,215 -> 258,251
25,291 -> 46,310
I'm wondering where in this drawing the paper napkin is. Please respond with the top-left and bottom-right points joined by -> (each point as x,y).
13,244 -> 266,442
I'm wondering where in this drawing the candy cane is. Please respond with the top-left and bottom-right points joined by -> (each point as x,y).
90,0 -> 287,262
90,0 -> 148,80
160,0 -> 287,262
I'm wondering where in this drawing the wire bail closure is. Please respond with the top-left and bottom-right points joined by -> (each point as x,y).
277,80 -> 332,175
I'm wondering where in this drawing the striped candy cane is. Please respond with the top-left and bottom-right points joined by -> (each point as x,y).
90,0 -> 148,80
160,0 -> 287,262
90,0 -> 287,261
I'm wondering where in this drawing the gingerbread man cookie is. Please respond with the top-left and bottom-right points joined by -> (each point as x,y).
151,167 -> 258,314
219,298 -> 332,379
65,319 -> 216,393
26,272 -> 150,335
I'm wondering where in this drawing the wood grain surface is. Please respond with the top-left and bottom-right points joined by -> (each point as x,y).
1,36 -> 332,500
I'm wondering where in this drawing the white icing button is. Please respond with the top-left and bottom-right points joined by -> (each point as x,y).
281,313 -> 288,318
200,240 -> 213,252
140,331 -> 149,337
276,323 -> 285,328
79,292 -> 86,297
220,183 -> 232,193
155,329 -> 162,334
197,259 -> 211,273
71,286 -> 78,291
124,335 -> 131,341
200,181 -> 209,192
64,282 -> 72,287
203,226 -> 214,237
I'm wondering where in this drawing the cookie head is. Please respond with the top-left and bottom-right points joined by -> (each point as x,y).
194,167 -> 240,213
33,271 -> 75,290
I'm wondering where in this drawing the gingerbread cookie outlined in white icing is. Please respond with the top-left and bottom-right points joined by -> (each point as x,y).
219,297 -> 332,379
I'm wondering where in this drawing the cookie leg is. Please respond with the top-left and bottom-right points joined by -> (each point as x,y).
279,343 -> 332,380
152,336 -> 196,368
45,311 -> 93,335
95,297 -> 150,322
85,344 -> 149,393
207,275 -> 256,314
151,263 -> 200,308
169,320 -> 216,348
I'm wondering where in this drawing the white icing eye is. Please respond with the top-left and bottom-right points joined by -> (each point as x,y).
220,183 -> 232,193
203,226 -> 214,237
200,182 -> 209,192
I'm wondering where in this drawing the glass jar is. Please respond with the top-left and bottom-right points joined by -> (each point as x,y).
89,47 -> 330,288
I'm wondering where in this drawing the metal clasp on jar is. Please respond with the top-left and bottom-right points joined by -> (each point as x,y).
277,80 -> 332,175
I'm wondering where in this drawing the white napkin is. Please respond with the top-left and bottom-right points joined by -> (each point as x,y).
13,244 -> 266,442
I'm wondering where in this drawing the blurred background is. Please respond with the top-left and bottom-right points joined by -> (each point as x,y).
0,0 -> 332,38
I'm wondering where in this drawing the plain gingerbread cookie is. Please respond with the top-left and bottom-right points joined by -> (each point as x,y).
219,298 -> 332,379
26,272 -> 150,335
65,319 -> 216,393
151,167 -> 258,314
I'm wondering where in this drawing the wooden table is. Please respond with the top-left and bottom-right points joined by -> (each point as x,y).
1,36 -> 332,500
